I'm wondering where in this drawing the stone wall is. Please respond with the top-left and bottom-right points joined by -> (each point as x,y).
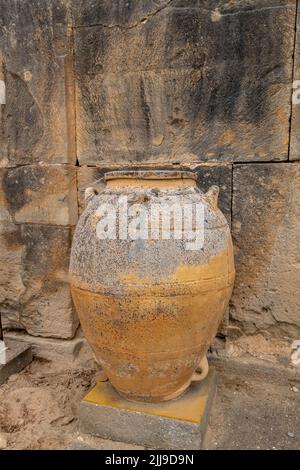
0,0 -> 299,350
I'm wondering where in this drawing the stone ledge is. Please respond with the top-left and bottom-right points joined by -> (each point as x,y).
210,355 -> 300,382
4,330 -> 93,364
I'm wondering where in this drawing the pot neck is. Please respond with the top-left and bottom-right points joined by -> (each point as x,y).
105,170 -> 197,190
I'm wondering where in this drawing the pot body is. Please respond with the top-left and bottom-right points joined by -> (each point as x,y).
70,171 -> 235,402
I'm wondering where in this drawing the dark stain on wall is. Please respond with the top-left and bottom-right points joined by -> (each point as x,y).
2,166 -> 44,213
74,1 -> 295,163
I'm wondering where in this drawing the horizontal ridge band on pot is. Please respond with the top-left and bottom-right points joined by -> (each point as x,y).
70,271 -> 235,296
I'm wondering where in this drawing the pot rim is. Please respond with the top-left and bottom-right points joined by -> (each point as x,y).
104,170 -> 197,181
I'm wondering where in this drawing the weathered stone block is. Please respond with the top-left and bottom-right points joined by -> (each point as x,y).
290,0 -> 300,160
231,163 -> 300,338
74,0 -> 295,164
0,221 -> 78,339
1,165 -> 78,225
0,0 -> 75,166
5,330 -> 92,364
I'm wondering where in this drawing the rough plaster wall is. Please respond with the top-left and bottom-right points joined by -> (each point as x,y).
0,0 -> 299,342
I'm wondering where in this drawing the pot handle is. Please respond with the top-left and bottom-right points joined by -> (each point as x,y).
97,369 -> 108,383
191,355 -> 209,382
205,185 -> 219,210
84,177 -> 106,207
84,186 -> 99,207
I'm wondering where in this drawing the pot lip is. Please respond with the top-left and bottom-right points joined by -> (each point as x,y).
105,170 -> 197,181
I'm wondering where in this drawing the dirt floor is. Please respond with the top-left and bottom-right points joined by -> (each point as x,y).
0,357 -> 299,450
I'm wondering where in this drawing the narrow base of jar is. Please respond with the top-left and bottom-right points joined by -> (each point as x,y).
113,379 -> 191,404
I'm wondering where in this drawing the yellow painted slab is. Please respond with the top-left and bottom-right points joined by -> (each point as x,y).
83,368 -> 216,424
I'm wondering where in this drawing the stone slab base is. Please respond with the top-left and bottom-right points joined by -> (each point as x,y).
79,368 -> 217,450
0,339 -> 32,385
68,432 -> 143,450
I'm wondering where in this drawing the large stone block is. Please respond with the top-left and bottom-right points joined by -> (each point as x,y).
231,163 -> 300,338
0,0 -> 75,166
74,0 -> 295,164
1,165 -> 78,225
290,0 -> 300,160
0,219 -> 78,339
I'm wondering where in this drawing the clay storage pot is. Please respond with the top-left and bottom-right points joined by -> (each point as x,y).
70,170 -> 235,402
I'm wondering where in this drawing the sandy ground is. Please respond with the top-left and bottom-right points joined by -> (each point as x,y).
0,357 -> 299,450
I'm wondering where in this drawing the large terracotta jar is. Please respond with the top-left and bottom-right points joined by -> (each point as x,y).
70,170 -> 235,402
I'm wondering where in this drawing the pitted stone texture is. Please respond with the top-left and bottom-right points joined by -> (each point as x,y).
231,163 -> 300,338
1,165 -> 78,225
74,0 -> 295,164
0,0 -> 75,166
71,185 -> 231,288
0,222 -> 78,339
290,0 -> 300,161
